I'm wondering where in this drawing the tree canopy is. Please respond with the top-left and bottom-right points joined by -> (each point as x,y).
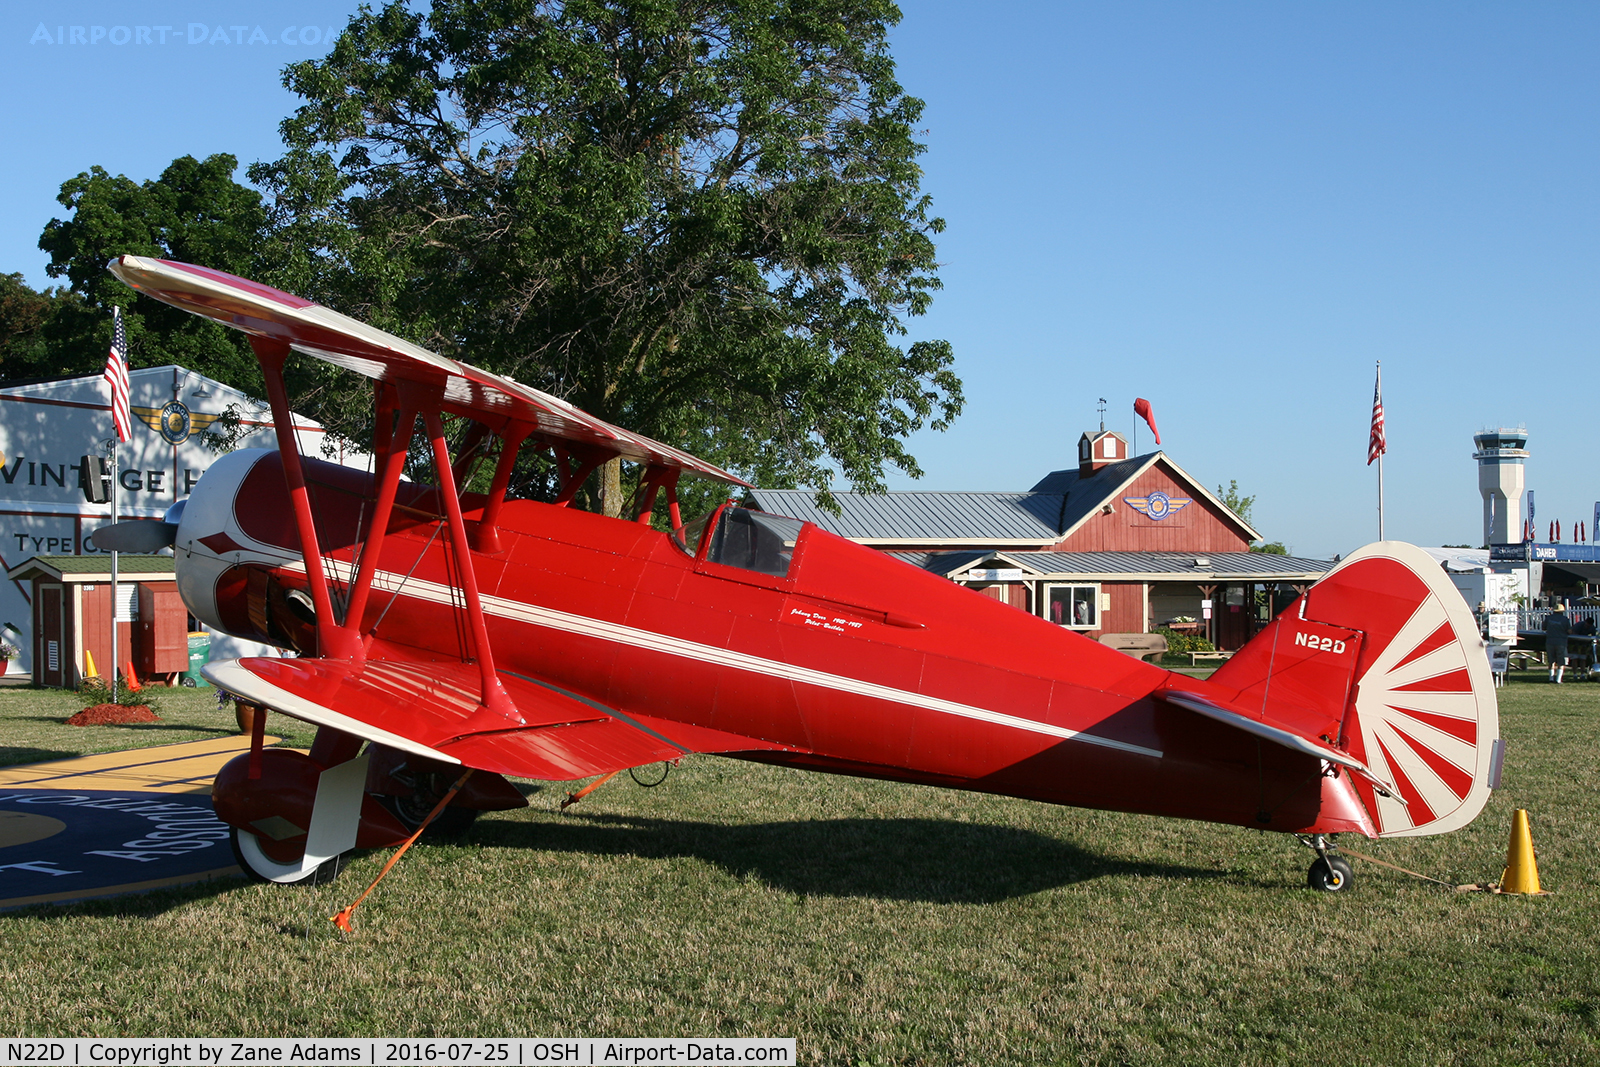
249,0 -> 961,511
36,154 -> 272,395
0,273 -> 75,380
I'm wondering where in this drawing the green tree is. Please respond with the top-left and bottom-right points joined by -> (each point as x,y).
1216,479 -> 1289,554
0,273 -> 82,380
37,154 -> 272,393
251,0 -> 961,513
1216,479 -> 1255,526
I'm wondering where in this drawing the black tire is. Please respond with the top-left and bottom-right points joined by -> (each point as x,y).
376,793 -> 481,840
230,826 -> 348,886
1307,855 -> 1355,892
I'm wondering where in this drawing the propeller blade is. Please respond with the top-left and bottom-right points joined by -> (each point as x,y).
90,521 -> 178,554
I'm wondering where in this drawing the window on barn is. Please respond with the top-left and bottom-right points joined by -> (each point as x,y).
1044,584 -> 1100,629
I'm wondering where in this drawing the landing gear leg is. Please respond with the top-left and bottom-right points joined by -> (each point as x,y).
1298,833 -> 1355,892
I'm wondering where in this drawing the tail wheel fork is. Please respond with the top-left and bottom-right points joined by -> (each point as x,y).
1298,833 -> 1355,892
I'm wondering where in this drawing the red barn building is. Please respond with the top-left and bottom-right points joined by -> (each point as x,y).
752,430 -> 1330,651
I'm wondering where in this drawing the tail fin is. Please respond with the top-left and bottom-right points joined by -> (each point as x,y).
1205,541 -> 1499,837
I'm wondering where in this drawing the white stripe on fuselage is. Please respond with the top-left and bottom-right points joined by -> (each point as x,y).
283,562 -> 1163,759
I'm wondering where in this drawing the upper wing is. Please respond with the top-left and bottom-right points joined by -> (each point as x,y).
204,656 -> 800,781
108,255 -> 749,487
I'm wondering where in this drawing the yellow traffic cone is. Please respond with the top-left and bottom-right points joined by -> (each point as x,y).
84,649 -> 98,678
1498,809 -> 1547,895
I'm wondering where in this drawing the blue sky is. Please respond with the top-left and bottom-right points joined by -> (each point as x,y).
2,2 -> 1595,559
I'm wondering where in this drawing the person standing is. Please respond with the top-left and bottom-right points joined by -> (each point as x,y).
1544,603 -> 1572,683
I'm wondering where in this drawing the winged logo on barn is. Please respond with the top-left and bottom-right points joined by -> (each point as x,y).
1123,490 -> 1191,521
132,401 -> 224,445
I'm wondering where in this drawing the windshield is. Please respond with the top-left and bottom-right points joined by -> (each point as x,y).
673,507 -> 806,578
672,512 -> 716,558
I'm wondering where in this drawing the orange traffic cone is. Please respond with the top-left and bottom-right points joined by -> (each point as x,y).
124,662 -> 142,692
1498,809 -> 1548,895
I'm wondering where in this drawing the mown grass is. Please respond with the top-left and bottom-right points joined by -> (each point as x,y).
0,673 -> 1596,1065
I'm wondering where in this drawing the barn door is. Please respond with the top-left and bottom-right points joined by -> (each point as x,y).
39,585 -> 63,688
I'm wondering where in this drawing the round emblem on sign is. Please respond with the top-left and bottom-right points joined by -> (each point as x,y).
158,400 -> 192,445
1143,490 -> 1173,520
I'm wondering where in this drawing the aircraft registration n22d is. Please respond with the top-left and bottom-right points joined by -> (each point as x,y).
101,256 -> 1500,895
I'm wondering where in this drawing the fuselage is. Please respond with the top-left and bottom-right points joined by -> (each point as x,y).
175,449 -> 1371,836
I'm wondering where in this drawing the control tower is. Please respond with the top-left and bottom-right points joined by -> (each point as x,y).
1473,428 -> 1529,545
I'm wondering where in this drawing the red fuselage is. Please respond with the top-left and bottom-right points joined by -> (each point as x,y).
179,450 -> 1370,837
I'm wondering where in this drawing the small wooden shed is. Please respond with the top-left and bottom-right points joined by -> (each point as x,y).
4,555 -> 188,689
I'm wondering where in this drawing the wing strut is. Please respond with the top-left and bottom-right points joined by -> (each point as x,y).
635,466 -> 683,528
551,445 -> 607,507
421,406 -> 521,725
251,346 -> 519,727
343,387 -> 420,638
252,337 -> 363,661
473,423 -> 531,554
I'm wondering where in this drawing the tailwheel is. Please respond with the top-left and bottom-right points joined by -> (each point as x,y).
1307,854 -> 1354,892
1298,832 -> 1355,892
230,826 -> 348,886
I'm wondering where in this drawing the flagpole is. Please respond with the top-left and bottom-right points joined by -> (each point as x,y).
109,438 -> 119,701
1374,361 -> 1385,542
103,304 -> 130,704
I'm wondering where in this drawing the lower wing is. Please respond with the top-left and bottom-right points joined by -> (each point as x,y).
203,656 -> 801,780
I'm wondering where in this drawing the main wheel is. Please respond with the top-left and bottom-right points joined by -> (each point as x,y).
1307,855 -> 1355,892
377,793 -> 481,840
230,826 -> 348,886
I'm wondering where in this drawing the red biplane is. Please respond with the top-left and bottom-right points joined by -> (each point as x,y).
101,256 -> 1500,893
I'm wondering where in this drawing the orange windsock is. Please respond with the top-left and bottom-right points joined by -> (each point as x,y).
1133,398 -> 1161,446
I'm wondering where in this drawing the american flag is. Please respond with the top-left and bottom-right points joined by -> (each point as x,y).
1366,364 -> 1385,466
104,306 -> 131,443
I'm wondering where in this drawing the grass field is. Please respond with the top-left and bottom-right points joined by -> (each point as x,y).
0,675 -> 1596,1065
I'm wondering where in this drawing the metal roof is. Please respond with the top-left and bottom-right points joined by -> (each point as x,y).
1421,547 -> 1491,573
751,451 -> 1259,545
890,550 -> 1331,582
6,554 -> 175,582
750,489 -> 1067,543
884,550 -> 995,575
1037,455 -> 1160,542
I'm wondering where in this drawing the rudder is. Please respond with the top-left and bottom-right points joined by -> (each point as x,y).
1211,542 -> 1500,837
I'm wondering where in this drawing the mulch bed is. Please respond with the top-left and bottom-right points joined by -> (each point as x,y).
66,704 -> 160,726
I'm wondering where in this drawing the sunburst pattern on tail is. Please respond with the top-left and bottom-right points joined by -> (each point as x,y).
1306,542 -> 1499,837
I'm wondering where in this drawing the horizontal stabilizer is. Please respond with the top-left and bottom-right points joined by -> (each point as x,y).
203,656 -> 798,781
1158,687 -> 1402,800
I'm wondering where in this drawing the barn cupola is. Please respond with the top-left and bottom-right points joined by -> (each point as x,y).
1078,430 -> 1129,476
